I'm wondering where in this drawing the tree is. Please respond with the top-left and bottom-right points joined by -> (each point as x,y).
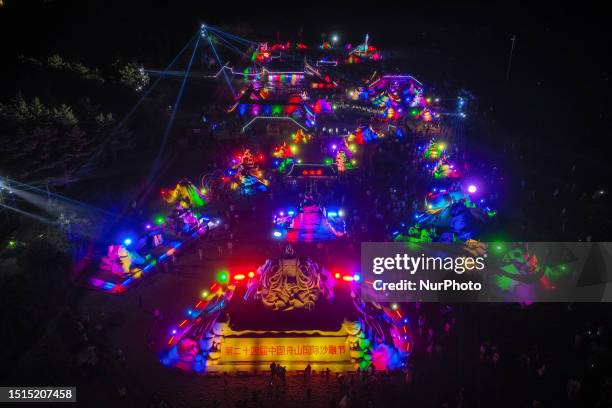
118,62 -> 150,92
94,112 -> 115,130
66,126 -> 88,152
0,93 -> 32,124
30,97 -> 49,121
47,54 -> 65,69
70,61 -> 89,76
51,104 -> 78,127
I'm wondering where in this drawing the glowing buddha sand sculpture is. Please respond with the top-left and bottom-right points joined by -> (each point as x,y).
255,245 -> 334,311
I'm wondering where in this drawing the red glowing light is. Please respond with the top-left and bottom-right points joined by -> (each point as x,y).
234,274 -> 246,281
334,272 -> 341,279
248,271 -> 255,278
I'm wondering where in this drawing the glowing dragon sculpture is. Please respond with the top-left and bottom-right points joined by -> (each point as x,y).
161,179 -> 207,209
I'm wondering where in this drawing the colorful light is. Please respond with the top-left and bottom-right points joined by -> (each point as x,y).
468,185 -> 477,194
217,270 -> 229,284
492,242 -> 505,253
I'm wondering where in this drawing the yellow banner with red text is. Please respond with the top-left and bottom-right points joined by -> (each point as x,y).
219,337 -> 351,363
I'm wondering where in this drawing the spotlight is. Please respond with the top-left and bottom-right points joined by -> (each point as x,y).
467,185 -> 477,194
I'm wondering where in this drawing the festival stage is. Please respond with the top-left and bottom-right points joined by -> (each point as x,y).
205,284 -> 361,372
160,250 -> 410,374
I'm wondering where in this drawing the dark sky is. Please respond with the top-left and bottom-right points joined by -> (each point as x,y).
1,1 -> 607,68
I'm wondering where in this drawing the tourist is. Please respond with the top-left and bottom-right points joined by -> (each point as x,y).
270,361 -> 277,378
304,364 -> 312,381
